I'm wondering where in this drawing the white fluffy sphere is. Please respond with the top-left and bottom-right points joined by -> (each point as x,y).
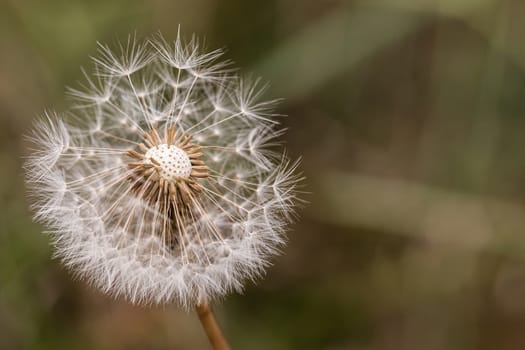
24,33 -> 301,308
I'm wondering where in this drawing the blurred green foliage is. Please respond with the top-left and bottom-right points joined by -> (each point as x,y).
2,0 -> 525,349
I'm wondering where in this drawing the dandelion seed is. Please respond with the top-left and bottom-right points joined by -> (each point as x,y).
24,33 -> 302,313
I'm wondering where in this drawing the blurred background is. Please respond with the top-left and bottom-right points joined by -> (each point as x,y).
2,0 -> 525,349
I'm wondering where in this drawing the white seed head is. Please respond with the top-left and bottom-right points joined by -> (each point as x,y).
24,33 -> 302,308
145,144 -> 192,180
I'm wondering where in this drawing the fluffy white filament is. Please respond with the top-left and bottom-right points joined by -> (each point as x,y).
24,33 -> 301,308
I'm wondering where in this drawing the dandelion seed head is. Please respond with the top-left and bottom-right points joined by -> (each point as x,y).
24,32 -> 302,308
144,144 -> 192,180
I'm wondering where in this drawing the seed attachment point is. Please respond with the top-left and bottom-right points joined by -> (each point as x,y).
125,126 -> 209,216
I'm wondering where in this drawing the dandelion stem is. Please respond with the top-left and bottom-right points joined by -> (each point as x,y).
195,303 -> 230,350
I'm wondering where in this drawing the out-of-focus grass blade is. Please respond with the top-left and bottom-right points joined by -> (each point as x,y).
253,6 -> 426,100
311,171 -> 525,258
373,0 -> 525,72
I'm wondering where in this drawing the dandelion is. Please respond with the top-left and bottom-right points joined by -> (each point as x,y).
24,32 -> 301,349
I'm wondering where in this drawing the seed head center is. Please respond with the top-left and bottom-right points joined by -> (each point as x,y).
145,144 -> 192,181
